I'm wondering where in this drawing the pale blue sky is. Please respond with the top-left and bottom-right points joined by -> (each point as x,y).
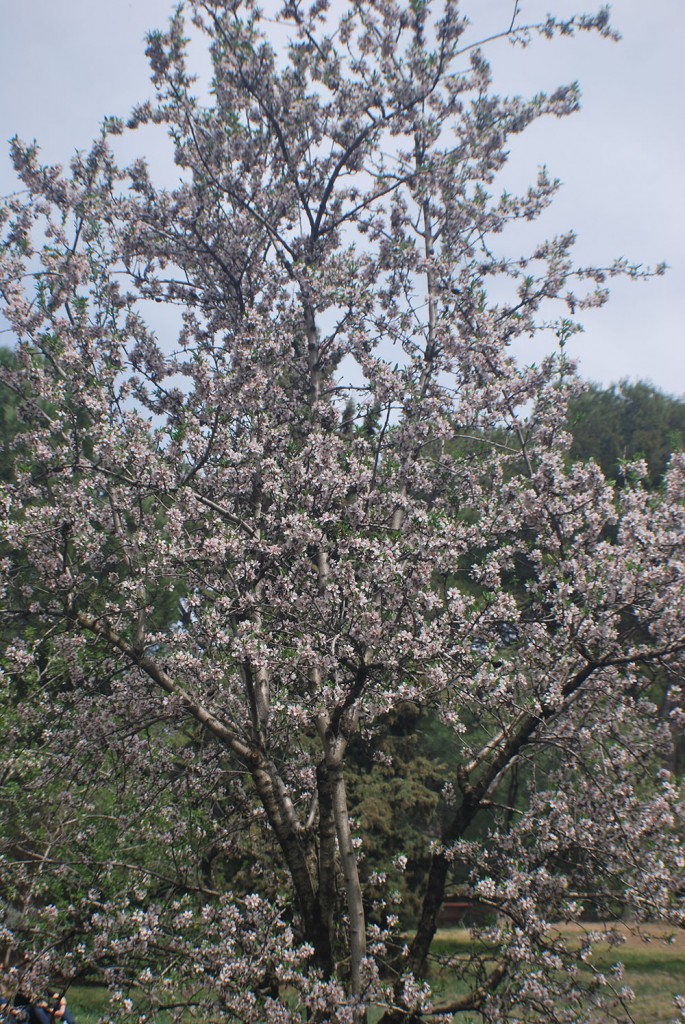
1,0 -> 683,393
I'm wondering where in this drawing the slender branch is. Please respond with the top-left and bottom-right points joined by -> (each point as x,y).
73,609 -> 251,758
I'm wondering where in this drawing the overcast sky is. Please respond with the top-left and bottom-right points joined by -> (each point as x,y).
0,0 -> 683,394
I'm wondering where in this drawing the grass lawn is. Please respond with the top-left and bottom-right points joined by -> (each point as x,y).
430,923 -> 685,1023
61,985 -> 110,1024
63,925 -> 685,1023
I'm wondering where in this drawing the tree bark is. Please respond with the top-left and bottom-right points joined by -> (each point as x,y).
316,760 -> 338,958
327,751 -> 366,997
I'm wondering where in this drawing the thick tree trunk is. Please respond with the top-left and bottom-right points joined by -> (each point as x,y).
250,760 -> 334,977
316,761 -> 338,955
327,754 -> 366,997
405,794 -> 479,978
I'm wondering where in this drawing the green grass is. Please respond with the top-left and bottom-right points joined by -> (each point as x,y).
63,926 -> 685,1024
429,924 -> 685,1022
62,985 -> 110,1024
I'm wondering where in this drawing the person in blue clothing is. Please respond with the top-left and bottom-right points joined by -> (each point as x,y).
46,994 -> 75,1024
12,996 -> 48,1024
11,993 -> 75,1024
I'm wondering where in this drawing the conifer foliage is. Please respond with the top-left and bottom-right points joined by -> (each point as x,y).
1,2 -> 684,1021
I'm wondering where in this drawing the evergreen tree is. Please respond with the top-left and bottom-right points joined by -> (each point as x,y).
568,380 -> 685,485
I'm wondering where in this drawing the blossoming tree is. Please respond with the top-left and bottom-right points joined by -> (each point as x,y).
1,1 -> 684,1021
